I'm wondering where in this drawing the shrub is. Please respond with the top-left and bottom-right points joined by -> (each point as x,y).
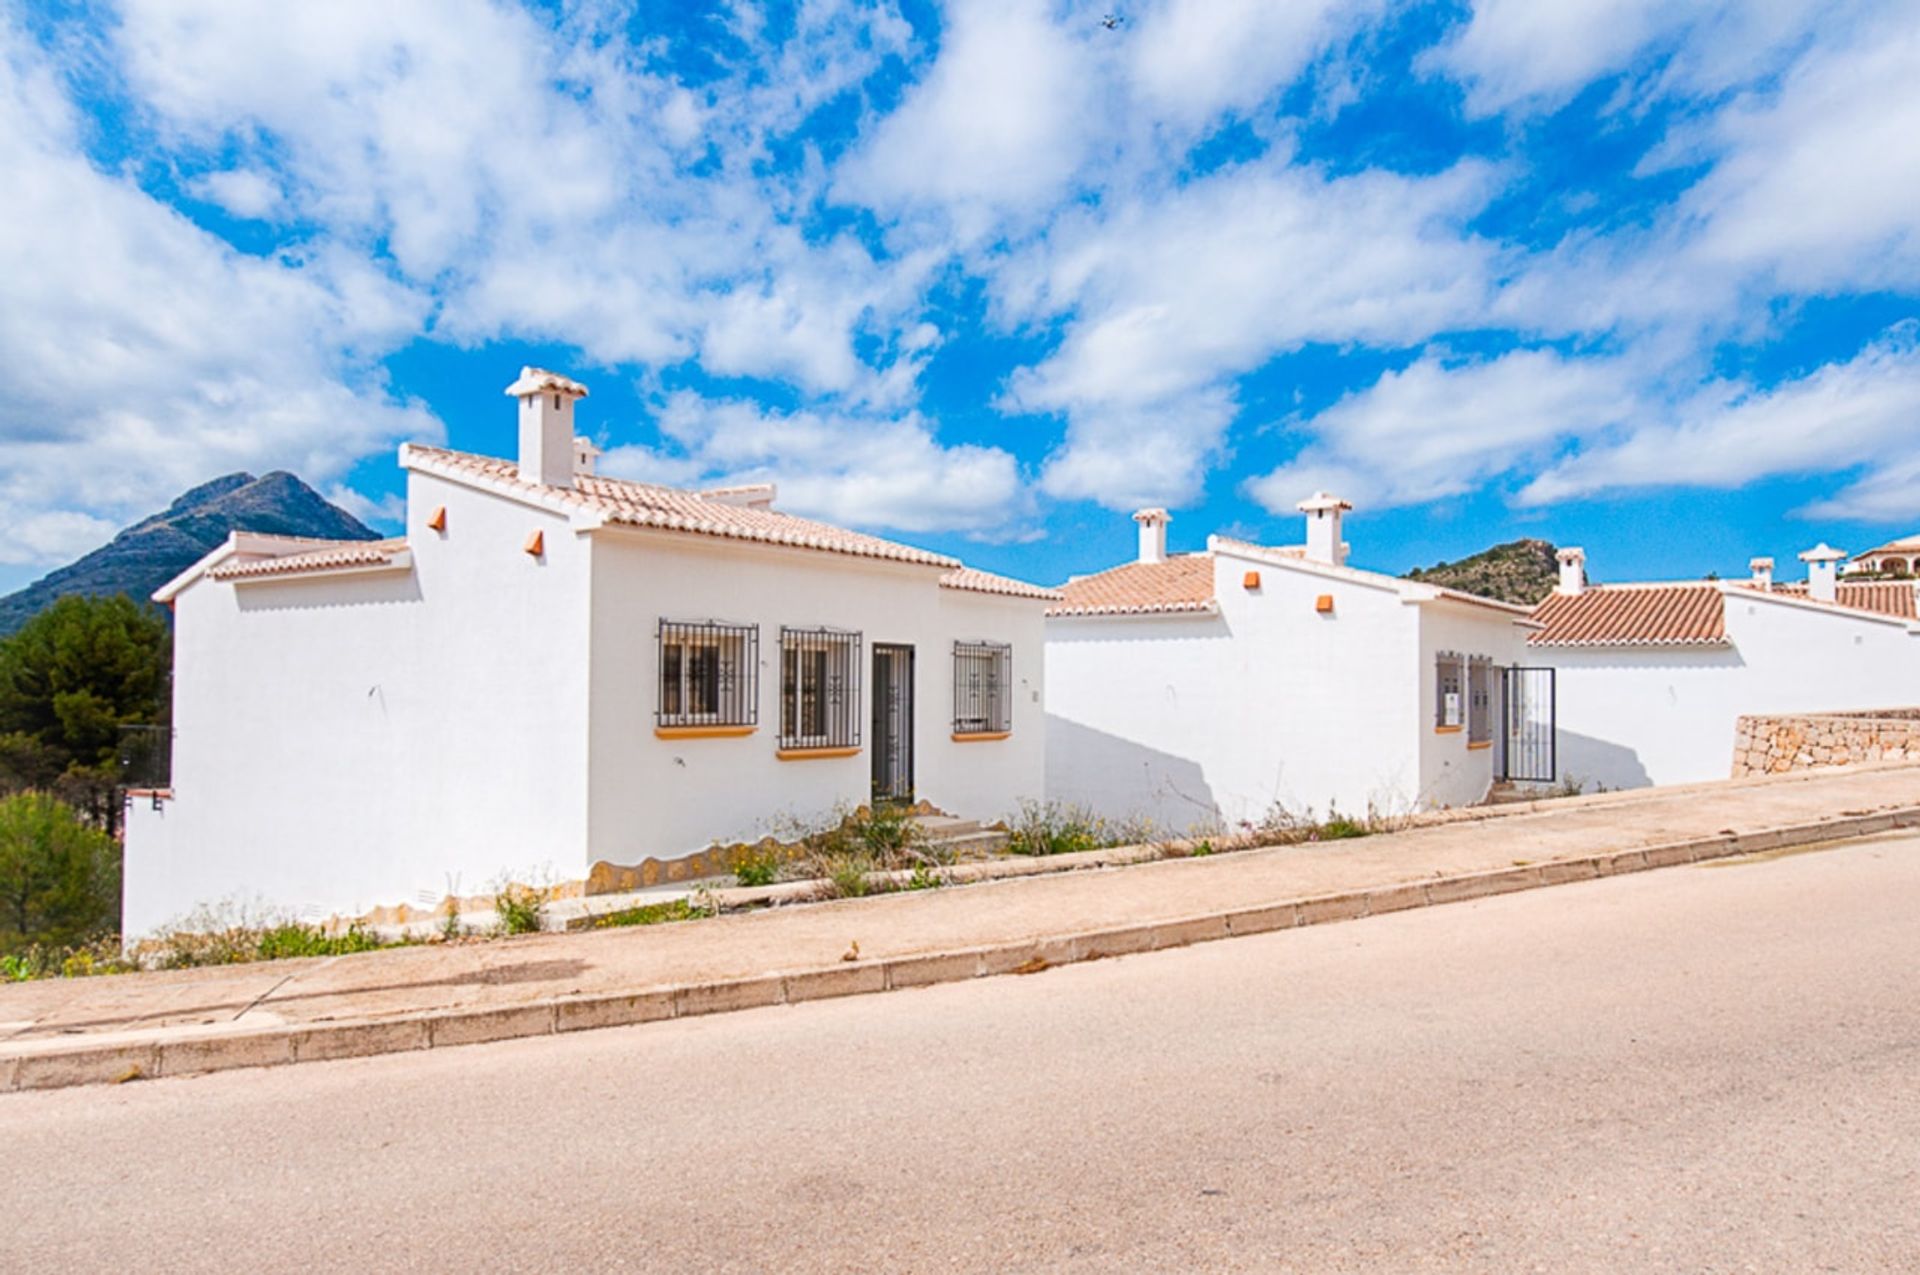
594,898 -> 698,928
733,846 -> 781,888
1316,815 -> 1371,841
0,791 -> 120,952
1004,799 -> 1105,856
493,882 -> 546,935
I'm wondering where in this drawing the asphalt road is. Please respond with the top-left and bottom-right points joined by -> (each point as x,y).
5,833 -> 1917,1273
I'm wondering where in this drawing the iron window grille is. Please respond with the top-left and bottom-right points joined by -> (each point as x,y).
952,641 -> 1012,734
1435,650 -> 1465,729
657,620 -> 758,728
1467,655 -> 1493,744
779,627 -> 861,749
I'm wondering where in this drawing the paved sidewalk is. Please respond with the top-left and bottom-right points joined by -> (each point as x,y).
3,763 -> 1916,1090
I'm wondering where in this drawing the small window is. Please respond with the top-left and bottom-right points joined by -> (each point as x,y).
658,621 -> 757,728
953,641 -> 1012,734
1468,656 -> 1493,744
780,627 -> 861,749
1435,651 -> 1464,730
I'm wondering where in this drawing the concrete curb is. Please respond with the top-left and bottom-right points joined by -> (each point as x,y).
7,806 -> 1916,1093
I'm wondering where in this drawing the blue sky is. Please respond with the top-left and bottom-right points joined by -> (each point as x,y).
3,0 -> 1919,595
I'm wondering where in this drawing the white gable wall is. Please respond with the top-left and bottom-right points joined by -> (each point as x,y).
1543,589 -> 1920,790
1046,552 -> 1438,833
584,531 -> 1046,866
123,471 -> 590,937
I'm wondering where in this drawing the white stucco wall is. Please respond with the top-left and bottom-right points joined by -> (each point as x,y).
1544,588 -> 1920,790
1046,549 -> 1530,831
1415,600 -> 1534,808
123,477 -> 1050,936
123,471 -> 593,937
585,530 -> 1046,865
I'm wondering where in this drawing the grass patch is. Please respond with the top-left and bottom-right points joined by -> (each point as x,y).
593,899 -> 701,928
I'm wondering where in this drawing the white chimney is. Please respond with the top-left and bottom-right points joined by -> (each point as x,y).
1296,492 -> 1352,567
573,436 -> 600,477
1798,543 -> 1846,603
1556,547 -> 1587,596
1134,508 -> 1171,564
1749,556 -> 1774,591
504,367 -> 589,489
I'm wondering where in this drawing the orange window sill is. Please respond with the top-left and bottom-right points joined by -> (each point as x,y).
952,730 -> 1011,742
1434,725 -> 1463,735
776,746 -> 861,760
1466,740 -> 1492,751
655,725 -> 756,740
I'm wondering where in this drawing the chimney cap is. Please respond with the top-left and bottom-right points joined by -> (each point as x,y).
1132,507 -> 1171,525
1749,556 -> 1774,570
1797,542 -> 1847,564
1296,491 -> 1352,514
1556,546 -> 1586,563
504,366 -> 589,399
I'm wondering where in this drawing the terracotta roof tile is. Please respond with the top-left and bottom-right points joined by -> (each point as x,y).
1047,554 -> 1216,617
211,538 -> 408,581
940,567 -> 1063,602
1529,585 -> 1728,647
1760,580 -> 1918,620
404,445 -> 962,569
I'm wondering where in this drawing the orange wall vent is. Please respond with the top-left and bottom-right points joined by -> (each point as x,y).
426,506 -> 447,532
523,530 -> 544,557
1315,593 -> 1335,613
1243,570 -> 1261,589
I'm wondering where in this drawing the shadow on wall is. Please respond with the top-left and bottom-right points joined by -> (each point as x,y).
1045,713 -> 1219,834
1554,727 -> 1654,793
234,573 -> 425,612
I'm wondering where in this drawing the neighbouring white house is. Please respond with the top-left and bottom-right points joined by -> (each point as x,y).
1530,545 -> 1920,790
1044,497 -> 1544,832
1847,533 -> 1920,577
122,368 -> 1057,937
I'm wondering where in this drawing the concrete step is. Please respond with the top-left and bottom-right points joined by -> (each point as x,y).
912,815 -> 984,839
927,830 -> 1009,857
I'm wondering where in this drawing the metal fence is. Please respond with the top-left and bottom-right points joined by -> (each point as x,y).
656,620 -> 759,728
779,627 -> 861,749
953,641 -> 1011,734
117,724 -> 173,789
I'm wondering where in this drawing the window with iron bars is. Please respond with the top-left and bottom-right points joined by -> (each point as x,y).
1467,655 -> 1493,745
1435,650 -> 1464,730
657,620 -> 758,728
779,627 -> 861,749
952,641 -> 1012,734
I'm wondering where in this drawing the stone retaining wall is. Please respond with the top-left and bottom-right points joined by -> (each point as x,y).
1733,709 -> 1920,776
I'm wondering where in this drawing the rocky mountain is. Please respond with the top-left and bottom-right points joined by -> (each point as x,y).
0,473 -> 377,634
1404,538 -> 1561,606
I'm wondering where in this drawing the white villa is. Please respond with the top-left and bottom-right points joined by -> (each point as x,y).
1847,533 -> 1920,577
1530,545 -> 1920,789
1043,496 -> 1544,832
122,368 -> 1056,937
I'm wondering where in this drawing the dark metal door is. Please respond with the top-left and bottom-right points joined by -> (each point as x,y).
871,644 -> 914,804
1497,666 -> 1557,784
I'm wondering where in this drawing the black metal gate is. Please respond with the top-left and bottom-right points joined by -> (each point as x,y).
871,644 -> 914,804
1496,666 -> 1556,784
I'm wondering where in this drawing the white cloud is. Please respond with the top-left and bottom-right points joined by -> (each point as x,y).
837,0 -> 1101,234
999,156 -> 1501,509
0,18 -> 438,565
1128,0 -> 1381,127
1680,16 -> 1920,294
1521,324 -> 1920,506
0,511 -> 120,567
599,391 -> 1026,537
1248,348 -> 1641,511
113,0 -> 921,395
1426,0 -> 1876,116
189,167 -> 283,219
